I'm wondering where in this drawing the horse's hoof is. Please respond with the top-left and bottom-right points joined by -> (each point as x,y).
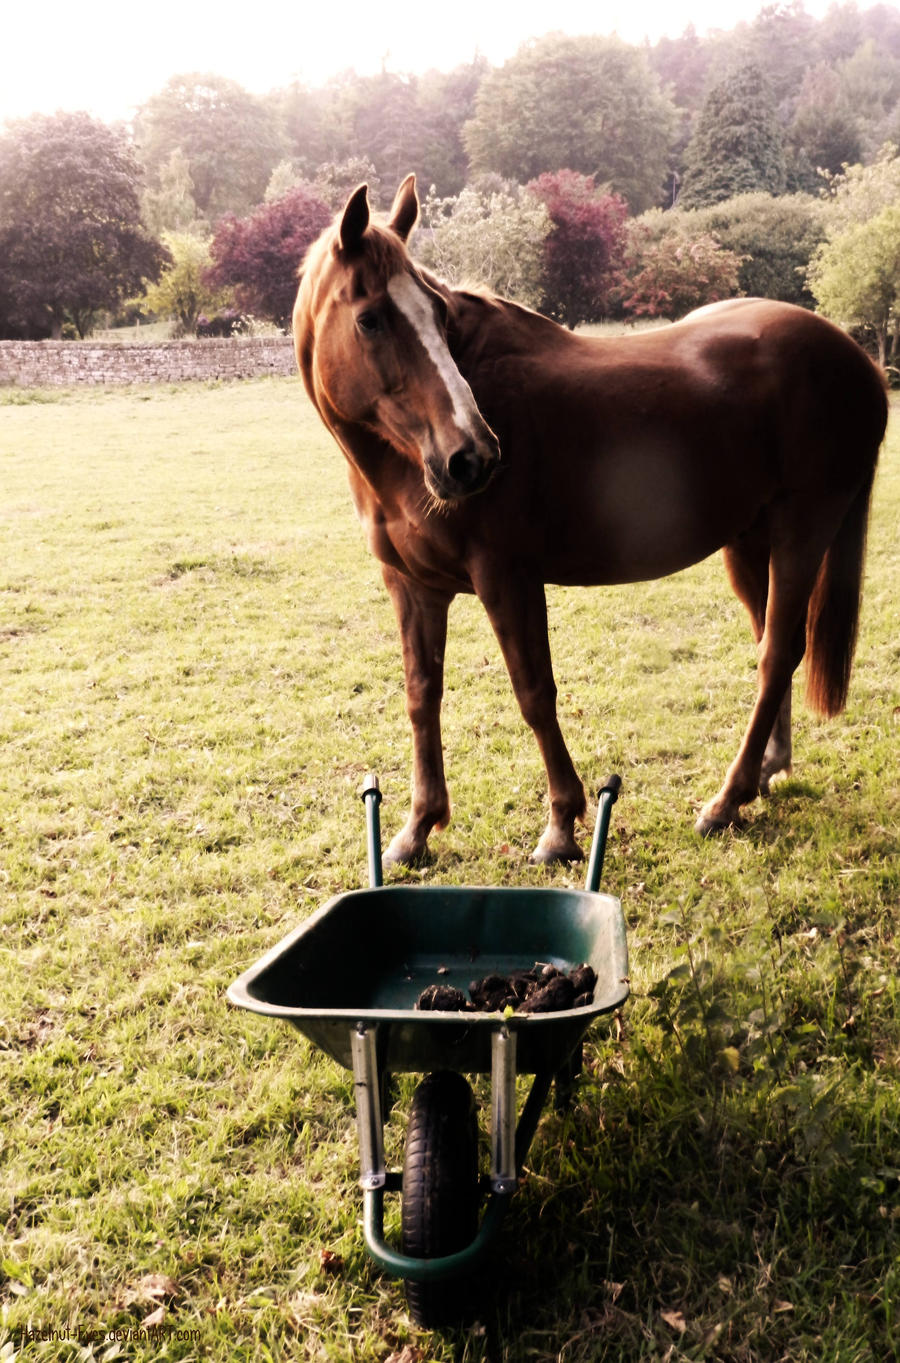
758,766 -> 791,797
694,808 -> 744,837
383,833 -> 428,867
529,834 -> 584,865
694,814 -> 729,838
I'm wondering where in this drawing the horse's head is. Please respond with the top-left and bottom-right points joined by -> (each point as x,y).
295,175 -> 500,503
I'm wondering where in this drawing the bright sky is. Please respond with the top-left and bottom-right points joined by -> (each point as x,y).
5,0 -> 844,126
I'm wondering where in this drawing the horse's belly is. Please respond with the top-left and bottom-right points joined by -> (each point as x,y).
540,438 -> 764,585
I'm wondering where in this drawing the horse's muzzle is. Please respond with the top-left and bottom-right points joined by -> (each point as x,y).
425,437 -> 500,502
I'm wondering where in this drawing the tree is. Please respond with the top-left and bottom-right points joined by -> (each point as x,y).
837,39 -> 900,153
274,80 -> 351,177
264,159 -> 307,204
134,74 -> 285,222
788,63 -> 862,188
735,1 -> 818,111
415,60 -> 489,198
527,171 -> 628,328
808,204 -> 900,368
816,1 -> 865,64
342,71 -> 425,198
464,34 -> 677,212
620,220 -> 744,320
0,111 -> 167,339
141,147 -> 201,236
312,156 -> 381,212
679,63 -> 787,208
205,185 -> 331,329
820,143 -> 900,232
650,24 -> 712,113
133,233 -> 230,336
275,61 -> 486,204
417,180 -> 550,308
690,192 -> 827,307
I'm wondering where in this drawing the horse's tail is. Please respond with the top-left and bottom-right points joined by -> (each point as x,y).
805,466 -> 878,717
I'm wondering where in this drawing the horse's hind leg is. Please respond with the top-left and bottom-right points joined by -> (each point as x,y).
698,515 -> 826,835
723,526 -> 793,794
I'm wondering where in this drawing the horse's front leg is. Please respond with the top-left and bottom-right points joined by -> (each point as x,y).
475,571 -> 586,863
380,564 -> 453,865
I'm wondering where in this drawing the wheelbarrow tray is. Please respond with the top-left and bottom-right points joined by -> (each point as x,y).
227,883 -> 628,1074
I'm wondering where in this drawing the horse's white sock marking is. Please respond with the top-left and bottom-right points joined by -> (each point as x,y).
387,272 -> 478,435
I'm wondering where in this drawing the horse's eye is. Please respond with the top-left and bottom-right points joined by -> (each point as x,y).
357,310 -> 381,336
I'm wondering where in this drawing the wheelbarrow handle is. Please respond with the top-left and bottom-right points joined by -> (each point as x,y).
584,774 -> 622,895
360,773 -> 383,889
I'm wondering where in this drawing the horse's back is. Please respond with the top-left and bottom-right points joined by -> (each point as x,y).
468,297 -> 886,587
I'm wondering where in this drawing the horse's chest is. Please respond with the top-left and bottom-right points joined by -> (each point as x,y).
365,511 -> 472,593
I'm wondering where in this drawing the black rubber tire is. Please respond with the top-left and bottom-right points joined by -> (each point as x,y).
401,1070 -> 480,1327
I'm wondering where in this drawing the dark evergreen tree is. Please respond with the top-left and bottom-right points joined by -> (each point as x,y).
678,63 -> 787,208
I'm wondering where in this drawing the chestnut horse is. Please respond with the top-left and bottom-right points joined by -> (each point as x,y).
294,175 -> 886,864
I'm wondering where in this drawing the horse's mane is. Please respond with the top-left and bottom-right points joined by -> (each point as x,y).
418,268 -> 565,358
301,216 -> 413,285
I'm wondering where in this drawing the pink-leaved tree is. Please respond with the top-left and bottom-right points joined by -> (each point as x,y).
527,170 -> 629,328
205,185 -> 332,329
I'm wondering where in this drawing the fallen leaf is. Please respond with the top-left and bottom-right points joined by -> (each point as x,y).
143,1304 -> 165,1328
384,1348 -> 423,1363
660,1308 -> 687,1333
136,1273 -> 178,1302
319,1249 -> 345,1275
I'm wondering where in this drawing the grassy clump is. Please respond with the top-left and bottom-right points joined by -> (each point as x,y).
1,379 -> 897,1361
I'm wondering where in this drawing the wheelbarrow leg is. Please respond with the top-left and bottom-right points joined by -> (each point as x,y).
554,1042 -> 583,1112
350,1023 -> 386,1191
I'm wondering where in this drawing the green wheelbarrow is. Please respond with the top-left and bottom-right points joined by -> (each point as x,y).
228,776 -> 628,1327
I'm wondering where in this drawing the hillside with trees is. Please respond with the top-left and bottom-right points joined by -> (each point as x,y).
3,1 -> 900,371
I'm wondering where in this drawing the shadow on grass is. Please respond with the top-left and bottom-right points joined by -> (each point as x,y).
425,989 -> 898,1361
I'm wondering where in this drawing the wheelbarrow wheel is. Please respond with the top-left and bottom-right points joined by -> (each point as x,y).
401,1070 -> 480,1327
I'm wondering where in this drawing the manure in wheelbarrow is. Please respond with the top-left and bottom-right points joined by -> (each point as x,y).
415,983 -> 470,1011
415,963 -> 597,1014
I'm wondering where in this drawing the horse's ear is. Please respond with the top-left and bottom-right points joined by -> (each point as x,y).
339,183 -> 370,253
388,174 -> 419,242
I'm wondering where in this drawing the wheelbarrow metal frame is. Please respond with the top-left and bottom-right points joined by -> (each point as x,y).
228,775 -> 627,1290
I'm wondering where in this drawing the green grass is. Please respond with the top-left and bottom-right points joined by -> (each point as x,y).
1,379 -> 897,1361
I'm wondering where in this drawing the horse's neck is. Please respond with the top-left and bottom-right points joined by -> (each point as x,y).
334,416 -> 422,511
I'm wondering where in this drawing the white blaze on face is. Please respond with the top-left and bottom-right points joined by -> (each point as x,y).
386,272 -> 479,437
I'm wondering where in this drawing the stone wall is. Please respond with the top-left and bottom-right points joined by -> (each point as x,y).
0,336 -> 297,387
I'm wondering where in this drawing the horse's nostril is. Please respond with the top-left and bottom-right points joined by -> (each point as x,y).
447,444 -> 477,486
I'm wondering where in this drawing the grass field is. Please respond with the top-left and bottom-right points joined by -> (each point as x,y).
1,377 -> 897,1362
